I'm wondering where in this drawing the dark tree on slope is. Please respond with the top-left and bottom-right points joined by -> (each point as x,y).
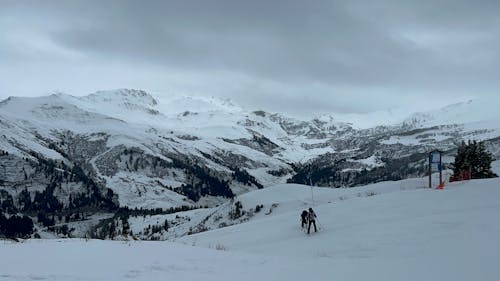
452,140 -> 497,179
231,167 -> 264,189
0,212 -> 34,238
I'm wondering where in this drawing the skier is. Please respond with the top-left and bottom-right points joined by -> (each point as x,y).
307,208 -> 317,234
300,210 -> 308,228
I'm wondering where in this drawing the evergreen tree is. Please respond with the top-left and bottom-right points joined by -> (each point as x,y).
0,212 -> 34,238
18,189 -> 32,211
452,140 -> 497,180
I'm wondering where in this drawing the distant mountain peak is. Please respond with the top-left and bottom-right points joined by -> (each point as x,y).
86,89 -> 158,106
52,89 -> 165,126
402,98 -> 498,128
0,94 -> 68,112
157,94 -> 243,116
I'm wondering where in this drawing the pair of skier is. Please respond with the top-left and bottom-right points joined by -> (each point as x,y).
300,208 -> 317,234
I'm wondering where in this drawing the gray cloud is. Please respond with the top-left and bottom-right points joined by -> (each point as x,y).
0,0 -> 499,116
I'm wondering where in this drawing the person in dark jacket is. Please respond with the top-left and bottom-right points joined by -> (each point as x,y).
300,210 -> 308,228
307,208 -> 317,234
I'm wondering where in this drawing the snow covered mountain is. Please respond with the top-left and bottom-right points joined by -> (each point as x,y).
0,90 -> 345,212
0,89 -> 499,238
402,99 -> 500,128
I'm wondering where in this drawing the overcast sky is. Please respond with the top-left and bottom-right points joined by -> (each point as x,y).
1,0 -> 499,117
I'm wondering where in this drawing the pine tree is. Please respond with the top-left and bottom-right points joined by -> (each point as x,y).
452,140 -> 497,180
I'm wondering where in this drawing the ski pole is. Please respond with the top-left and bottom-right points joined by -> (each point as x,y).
316,218 -> 325,230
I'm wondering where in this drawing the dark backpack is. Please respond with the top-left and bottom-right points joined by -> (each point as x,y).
301,210 -> 308,220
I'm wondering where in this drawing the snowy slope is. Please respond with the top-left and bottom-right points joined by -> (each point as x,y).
120,177 -> 427,240
403,99 -> 500,129
1,177 -> 499,281
179,177 -> 500,279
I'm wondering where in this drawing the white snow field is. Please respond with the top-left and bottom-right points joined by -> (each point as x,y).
1,177 -> 500,281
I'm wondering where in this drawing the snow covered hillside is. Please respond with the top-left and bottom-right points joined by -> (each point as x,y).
403,99 -> 500,129
1,177 -> 499,281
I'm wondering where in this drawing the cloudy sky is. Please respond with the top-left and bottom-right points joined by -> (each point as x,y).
0,0 -> 499,117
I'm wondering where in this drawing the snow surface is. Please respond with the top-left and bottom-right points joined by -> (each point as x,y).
2,177 -> 499,281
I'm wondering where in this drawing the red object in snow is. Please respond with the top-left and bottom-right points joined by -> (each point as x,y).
449,170 -> 472,182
